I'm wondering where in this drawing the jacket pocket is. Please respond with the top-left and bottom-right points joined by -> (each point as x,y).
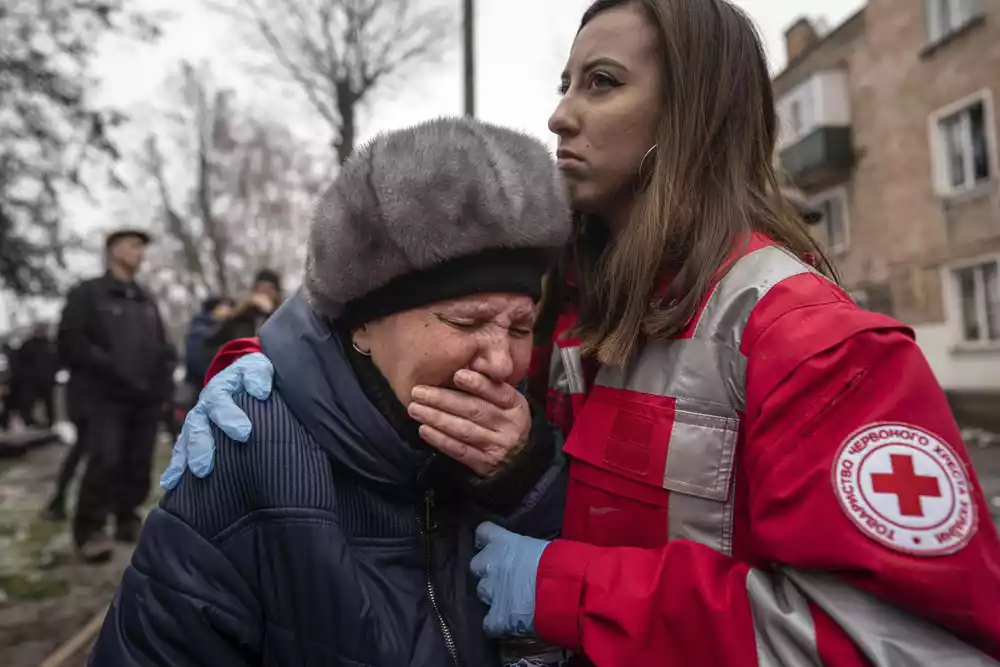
660,398 -> 739,501
561,386 -> 739,551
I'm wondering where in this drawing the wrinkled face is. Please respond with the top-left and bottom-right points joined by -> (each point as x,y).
109,236 -> 147,272
548,4 -> 662,217
352,293 -> 536,406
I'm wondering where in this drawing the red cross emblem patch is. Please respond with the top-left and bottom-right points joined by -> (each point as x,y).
832,423 -> 977,556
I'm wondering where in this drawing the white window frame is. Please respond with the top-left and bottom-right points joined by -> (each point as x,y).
948,254 -> 1000,348
928,89 -> 997,197
808,185 -> 851,254
924,0 -> 983,44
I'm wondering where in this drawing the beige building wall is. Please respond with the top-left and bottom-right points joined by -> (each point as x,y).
774,1 -> 1000,406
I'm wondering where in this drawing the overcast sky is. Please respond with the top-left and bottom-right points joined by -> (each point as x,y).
1,0 -> 867,329
82,0 -> 866,224
93,0 -> 866,145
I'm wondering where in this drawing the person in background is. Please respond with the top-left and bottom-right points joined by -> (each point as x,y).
42,327 -> 85,521
10,323 -> 57,427
160,341 -> 181,441
57,228 -> 173,562
202,270 -> 280,364
0,341 -> 13,430
185,296 -> 234,389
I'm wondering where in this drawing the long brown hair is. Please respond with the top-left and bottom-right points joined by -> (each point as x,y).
570,0 -> 838,366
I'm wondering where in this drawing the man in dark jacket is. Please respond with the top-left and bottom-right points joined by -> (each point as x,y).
57,229 -> 173,562
10,323 -> 57,427
202,270 -> 280,364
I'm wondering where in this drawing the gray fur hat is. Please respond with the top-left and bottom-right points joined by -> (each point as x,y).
304,117 -> 571,326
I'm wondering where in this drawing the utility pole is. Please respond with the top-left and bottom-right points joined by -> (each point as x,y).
463,0 -> 475,117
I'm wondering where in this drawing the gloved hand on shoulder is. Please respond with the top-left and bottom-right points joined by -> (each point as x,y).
159,352 -> 274,489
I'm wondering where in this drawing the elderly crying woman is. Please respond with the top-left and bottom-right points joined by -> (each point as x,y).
89,118 -> 570,667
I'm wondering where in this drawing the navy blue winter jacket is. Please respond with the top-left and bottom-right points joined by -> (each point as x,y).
89,292 -> 567,667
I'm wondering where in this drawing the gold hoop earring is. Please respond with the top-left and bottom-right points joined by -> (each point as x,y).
636,144 -> 657,193
639,144 -> 657,177
352,341 -> 371,357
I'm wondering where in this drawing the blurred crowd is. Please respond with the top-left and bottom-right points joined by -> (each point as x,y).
0,228 -> 282,563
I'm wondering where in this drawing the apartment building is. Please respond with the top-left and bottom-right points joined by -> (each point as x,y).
773,0 -> 1000,428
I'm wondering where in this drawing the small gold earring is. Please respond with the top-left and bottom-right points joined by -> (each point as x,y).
635,144 -> 658,195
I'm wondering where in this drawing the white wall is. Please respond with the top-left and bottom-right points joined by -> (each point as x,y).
914,323 -> 1000,391
913,259 -> 1000,392
776,70 -> 852,149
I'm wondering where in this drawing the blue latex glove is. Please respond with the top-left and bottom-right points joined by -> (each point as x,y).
470,521 -> 550,637
159,353 -> 274,489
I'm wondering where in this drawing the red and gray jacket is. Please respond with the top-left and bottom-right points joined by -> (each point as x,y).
533,234 -> 1000,665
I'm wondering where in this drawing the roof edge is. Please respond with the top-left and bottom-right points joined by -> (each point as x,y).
773,7 -> 867,86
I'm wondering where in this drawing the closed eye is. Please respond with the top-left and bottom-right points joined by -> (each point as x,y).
436,314 -> 479,331
435,313 -> 533,338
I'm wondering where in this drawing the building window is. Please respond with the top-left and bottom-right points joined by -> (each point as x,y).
790,100 -> 803,136
810,187 -> 849,254
930,92 -> 995,196
954,260 -> 1000,343
925,0 -> 982,43
852,285 -> 895,318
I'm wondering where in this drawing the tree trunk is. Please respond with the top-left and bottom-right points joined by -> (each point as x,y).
335,81 -> 357,165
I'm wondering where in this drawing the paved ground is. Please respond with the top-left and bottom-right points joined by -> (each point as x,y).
1,431 -> 998,667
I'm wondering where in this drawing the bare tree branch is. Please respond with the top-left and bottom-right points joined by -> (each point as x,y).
131,61 -> 321,328
189,71 -> 232,295
0,0 -> 163,295
143,135 -> 207,292
241,0 -> 340,126
213,0 -> 453,163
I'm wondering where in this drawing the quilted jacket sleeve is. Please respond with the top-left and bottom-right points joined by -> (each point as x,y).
88,508 -> 262,666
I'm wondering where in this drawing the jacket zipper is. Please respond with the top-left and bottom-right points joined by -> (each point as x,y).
419,484 -> 462,666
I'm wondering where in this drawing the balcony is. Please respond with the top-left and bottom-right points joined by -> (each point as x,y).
779,125 -> 854,192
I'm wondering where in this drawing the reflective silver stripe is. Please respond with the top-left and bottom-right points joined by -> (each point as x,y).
663,397 -> 739,500
548,344 -> 586,397
559,345 -> 587,395
598,339 -> 730,405
746,569 -> 823,667
593,246 -> 815,553
692,245 -> 816,412
548,346 -> 568,395
786,570 -> 1000,666
664,398 -> 740,554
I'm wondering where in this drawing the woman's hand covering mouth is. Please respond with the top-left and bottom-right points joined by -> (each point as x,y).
407,368 -> 531,477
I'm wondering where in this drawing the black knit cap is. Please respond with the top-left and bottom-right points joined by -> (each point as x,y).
339,247 -> 548,329
253,268 -> 282,290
